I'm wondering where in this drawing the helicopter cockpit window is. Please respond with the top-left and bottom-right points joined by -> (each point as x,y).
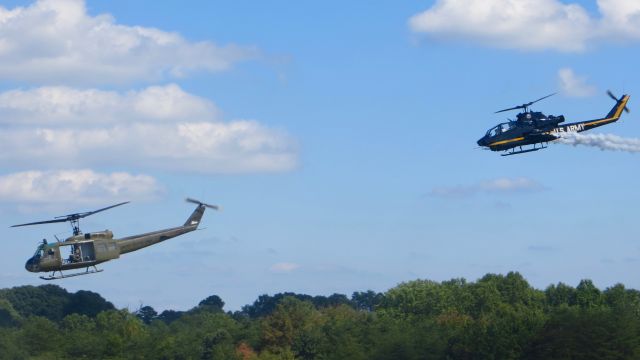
32,244 -> 44,258
487,123 -> 512,137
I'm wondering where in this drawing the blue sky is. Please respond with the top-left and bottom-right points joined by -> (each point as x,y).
1,0 -> 640,311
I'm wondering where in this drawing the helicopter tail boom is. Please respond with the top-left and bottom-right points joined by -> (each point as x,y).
117,199 -> 219,255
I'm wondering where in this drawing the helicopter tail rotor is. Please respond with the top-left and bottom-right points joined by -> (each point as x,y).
186,198 -> 221,211
607,90 -> 630,113
183,198 -> 220,227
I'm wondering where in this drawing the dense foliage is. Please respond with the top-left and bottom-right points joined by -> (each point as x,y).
1,272 -> 639,359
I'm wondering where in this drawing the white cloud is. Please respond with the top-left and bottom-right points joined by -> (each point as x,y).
558,68 -> 597,97
0,0 -> 257,85
598,0 -> 640,40
0,84 -> 219,125
430,177 -> 545,198
479,177 -> 544,192
0,84 -> 298,174
269,262 -> 300,273
409,0 -> 640,52
0,169 -> 162,204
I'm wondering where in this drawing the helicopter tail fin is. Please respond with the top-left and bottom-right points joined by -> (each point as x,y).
605,94 -> 630,120
184,205 -> 206,227
183,198 -> 219,227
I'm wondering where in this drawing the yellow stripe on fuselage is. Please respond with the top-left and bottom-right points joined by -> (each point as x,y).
489,137 -> 525,146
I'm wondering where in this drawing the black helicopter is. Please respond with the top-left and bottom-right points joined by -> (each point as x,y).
477,91 -> 631,156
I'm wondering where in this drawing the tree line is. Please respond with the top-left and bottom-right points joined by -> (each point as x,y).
1,272 -> 639,359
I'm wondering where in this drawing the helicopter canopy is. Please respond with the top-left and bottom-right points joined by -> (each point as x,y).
486,122 -> 514,137
33,243 -> 45,258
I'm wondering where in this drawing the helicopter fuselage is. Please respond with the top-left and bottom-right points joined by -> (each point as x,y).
477,112 -> 564,150
23,203 -> 208,279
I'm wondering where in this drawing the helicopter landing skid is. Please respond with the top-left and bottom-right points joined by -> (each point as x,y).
40,266 -> 103,280
502,144 -> 548,156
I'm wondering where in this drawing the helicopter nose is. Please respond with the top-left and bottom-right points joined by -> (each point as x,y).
477,137 -> 487,147
25,257 -> 39,272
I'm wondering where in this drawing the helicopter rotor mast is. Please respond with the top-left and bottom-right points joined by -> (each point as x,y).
495,92 -> 557,114
10,201 -> 130,236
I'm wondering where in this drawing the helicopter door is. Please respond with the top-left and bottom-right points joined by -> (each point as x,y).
61,242 -> 96,264
78,242 -> 96,262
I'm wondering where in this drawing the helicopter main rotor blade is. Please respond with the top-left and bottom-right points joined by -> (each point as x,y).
495,105 -> 525,114
55,201 -> 130,220
11,201 -> 130,229
526,92 -> 556,107
11,218 -> 70,228
186,197 -> 220,210
495,92 -> 557,114
75,201 -> 130,219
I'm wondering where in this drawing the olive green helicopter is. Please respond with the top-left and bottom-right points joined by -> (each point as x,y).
11,198 -> 219,280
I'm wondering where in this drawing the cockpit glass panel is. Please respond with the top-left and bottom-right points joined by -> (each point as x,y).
33,244 -> 44,258
487,123 -> 512,137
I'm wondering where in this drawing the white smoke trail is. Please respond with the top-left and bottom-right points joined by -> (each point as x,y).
556,132 -> 640,153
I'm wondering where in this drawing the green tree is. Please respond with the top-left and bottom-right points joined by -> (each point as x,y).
136,305 -> 158,324
261,297 -> 325,359
0,327 -> 26,359
164,310 -> 241,359
0,285 -> 70,321
526,307 -> 640,359
576,279 -> 603,309
60,313 -> 102,358
158,309 -> 184,323
65,290 -> 115,317
351,290 -> 383,312
318,305 -> 370,360
545,282 -> 576,307
0,298 -> 21,327
198,295 -> 225,313
96,309 -> 147,358
18,316 -> 62,358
